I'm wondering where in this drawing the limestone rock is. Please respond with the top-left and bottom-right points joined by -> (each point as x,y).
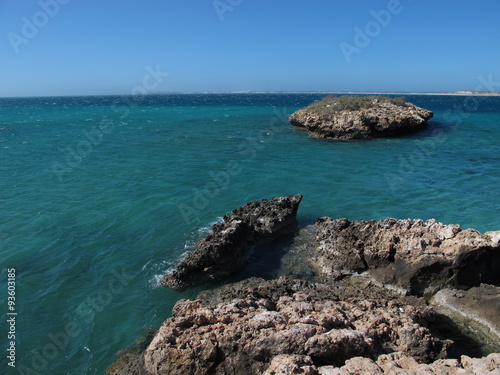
108,199 -> 500,375
110,278 -> 449,375
289,96 -> 433,139
267,352 -> 500,375
263,355 -> 318,375
313,217 -> 500,295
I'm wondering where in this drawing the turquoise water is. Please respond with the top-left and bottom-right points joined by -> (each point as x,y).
0,93 -> 499,374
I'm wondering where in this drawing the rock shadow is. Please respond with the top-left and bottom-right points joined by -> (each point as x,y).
226,235 -> 298,283
428,313 -> 489,359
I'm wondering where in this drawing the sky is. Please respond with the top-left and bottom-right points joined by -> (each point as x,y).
1,0 -> 500,97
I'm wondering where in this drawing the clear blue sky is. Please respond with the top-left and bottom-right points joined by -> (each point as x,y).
1,0 -> 500,97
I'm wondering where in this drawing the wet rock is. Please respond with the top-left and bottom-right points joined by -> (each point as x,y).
313,217 -> 500,296
431,284 -> 500,352
276,224 -> 318,280
161,195 -> 302,290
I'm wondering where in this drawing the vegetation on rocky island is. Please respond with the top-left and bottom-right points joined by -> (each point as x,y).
306,95 -> 407,117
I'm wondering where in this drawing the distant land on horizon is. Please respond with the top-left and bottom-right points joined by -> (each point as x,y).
145,90 -> 500,96
2,90 -> 500,99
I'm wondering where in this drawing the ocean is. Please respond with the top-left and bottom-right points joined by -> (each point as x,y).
1,93 -> 499,374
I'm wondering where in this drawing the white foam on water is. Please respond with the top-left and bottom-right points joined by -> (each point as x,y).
146,217 -> 224,288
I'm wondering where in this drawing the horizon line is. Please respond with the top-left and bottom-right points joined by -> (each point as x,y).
1,90 -> 500,99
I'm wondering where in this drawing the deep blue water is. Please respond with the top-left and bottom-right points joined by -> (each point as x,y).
0,93 -> 499,374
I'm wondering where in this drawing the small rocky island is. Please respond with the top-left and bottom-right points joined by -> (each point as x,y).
108,196 -> 500,375
289,95 -> 434,139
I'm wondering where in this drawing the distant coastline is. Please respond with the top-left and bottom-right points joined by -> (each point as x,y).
147,90 -> 500,96
2,91 -> 500,99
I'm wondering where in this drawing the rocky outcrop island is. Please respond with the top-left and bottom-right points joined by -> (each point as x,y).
289,95 -> 434,139
109,196 -> 500,375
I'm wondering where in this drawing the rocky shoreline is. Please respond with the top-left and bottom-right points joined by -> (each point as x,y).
289,95 -> 433,139
108,196 -> 500,375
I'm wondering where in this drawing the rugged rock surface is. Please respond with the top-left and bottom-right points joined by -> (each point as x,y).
431,284 -> 500,352
264,352 -> 500,374
161,195 -> 302,290
289,95 -> 433,139
108,278 -> 450,375
313,217 -> 500,296
110,198 -> 500,375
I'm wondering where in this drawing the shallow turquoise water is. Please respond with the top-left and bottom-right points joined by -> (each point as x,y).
0,94 -> 499,374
